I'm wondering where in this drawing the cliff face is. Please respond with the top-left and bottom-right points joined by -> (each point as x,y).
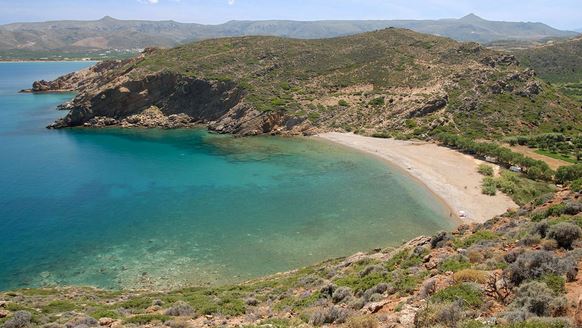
30,29 -> 581,137
40,63 -> 313,135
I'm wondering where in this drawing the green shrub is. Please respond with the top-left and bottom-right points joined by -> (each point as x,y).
498,319 -> 572,328
539,274 -> 566,295
431,283 -> 483,308
90,309 -> 120,320
405,119 -> 417,129
217,296 -> 246,316
482,177 -> 497,195
271,97 -> 286,106
556,164 -> 582,184
478,164 -> 494,176
119,297 -> 152,310
41,300 -> 77,313
491,171 -> 554,205
371,132 -> 390,138
439,257 -> 471,272
369,97 -> 385,107
546,204 -> 566,217
454,231 -> 499,248
571,178 -> 582,192
334,272 -> 388,293
392,272 -> 422,295
338,99 -> 349,107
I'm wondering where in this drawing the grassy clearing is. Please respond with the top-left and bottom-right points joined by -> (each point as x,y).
481,170 -> 555,205
535,149 -> 578,164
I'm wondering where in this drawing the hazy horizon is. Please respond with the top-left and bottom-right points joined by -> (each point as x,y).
1,0 -> 580,30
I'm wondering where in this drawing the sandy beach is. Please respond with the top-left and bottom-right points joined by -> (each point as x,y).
319,132 -> 518,224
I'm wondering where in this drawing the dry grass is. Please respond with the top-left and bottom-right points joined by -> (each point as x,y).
453,269 -> 489,284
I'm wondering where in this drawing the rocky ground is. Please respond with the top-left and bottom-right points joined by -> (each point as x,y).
1,188 -> 581,328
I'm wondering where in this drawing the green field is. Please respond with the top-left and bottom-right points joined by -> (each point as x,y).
535,149 -> 578,164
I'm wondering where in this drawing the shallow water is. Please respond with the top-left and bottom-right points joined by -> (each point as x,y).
0,62 -> 454,291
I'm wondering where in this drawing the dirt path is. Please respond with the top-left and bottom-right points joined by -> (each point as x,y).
508,145 -> 572,170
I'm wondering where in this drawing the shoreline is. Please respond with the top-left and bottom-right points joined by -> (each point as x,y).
0,60 -> 99,63
318,132 -> 518,224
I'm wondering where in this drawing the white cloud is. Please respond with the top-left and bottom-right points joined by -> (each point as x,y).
228,0 -> 236,5
138,0 -> 159,4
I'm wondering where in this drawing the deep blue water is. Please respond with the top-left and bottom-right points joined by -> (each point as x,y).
0,62 -> 454,291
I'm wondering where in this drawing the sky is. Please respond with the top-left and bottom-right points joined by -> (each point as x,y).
0,0 -> 580,30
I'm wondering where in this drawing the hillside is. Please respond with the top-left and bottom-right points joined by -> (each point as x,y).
515,36 -> 582,83
514,36 -> 582,103
0,14 -> 577,57
1,189 -> 581,327
28,29 -> 581,138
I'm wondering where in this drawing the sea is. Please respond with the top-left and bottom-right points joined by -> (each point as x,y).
0,62 -> 454,291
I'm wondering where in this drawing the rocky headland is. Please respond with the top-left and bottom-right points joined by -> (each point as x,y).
22,29 -> 580,139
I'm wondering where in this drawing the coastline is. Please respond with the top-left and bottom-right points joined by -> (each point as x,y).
0,60 -> 99,63
318,132 -> 518,224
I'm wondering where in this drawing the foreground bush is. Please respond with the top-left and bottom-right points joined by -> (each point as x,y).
556,164 -> 582,184
478,164 -> 495,176
547,222 -> 582,249
165,301 -> 195,316
431,283 -> 483,309
508,281 -> 567,318
343,315 -> 378,328
310,306 -> 349,326
505,251 -> 560,285
3,311 -> 32,328
482,177 -> 498,195
414,301 -> 469,327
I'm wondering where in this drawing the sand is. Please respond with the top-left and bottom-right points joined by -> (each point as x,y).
318,132 -> 518,224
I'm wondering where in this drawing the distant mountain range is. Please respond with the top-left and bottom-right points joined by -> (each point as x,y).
0,14 -> 578,53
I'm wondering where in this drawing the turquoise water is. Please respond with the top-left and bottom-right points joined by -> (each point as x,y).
0,62 -> 454,291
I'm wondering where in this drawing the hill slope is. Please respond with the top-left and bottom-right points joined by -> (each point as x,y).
32,29 -> 580,138
515,36 -> 582,83
0,14 -> 577,54
514,36 -> 582,102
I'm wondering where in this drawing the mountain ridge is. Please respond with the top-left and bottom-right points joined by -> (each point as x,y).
0,14 -> 577,54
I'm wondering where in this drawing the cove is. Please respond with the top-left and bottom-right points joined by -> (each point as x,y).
0,62 -> 454,291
